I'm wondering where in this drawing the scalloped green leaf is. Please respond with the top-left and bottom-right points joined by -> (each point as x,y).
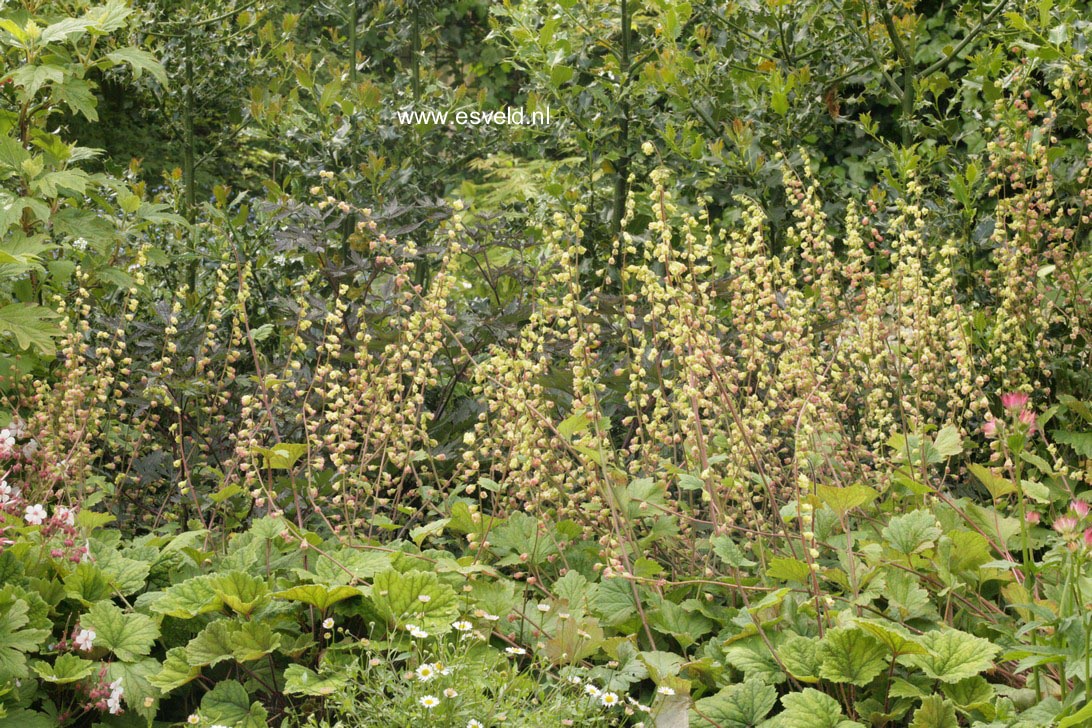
63,563 -> 112,605
200,679 -> 268,727
724,638 -> 785,685
711,534 -> 757,568
283,664 -> 350,696
778,688 -> 865,728
312,548 -> 391,585
229,621 -> 281,662
0,303 -> 61,354
150,647 -> 201,692
371,569 -> 458,633
819,627 -> 888,685
0,594 -> 51,680
106,657 -> 160,723
209,571 -> 270,616
151,575 -> 224,619
940,675 -> 994,711
910,695 -> 958,728
882,510 -> 942,555
82,601 -> 158,662
31,653 -> 95,683
274,584 -> 361,612
766,558 -> 811,583
690,678 -> 777,727
780,633 -> 821,682
252,443 -> 308,469
855,620 -> 927,657
185,620 -> 237,668
95,548 -> 151,596
816,484 -> 878,515
902,629 -> 1001,683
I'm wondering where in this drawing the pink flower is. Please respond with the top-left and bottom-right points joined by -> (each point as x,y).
73,628 -> 96,652
1054,515 -> 1079,535
1084,528 -> 1092,550
1025,511 -> 1041,525
1001,392 -> 1030,411
1018,408 -> 1037,432
1072,500 -> 1090,519
24,504 -> 46,525
982,419 -> 998,438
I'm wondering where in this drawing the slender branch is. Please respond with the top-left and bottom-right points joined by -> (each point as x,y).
920,0 -> 1011,78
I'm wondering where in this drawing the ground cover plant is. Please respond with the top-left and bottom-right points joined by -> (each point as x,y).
1,0 -> 1092,726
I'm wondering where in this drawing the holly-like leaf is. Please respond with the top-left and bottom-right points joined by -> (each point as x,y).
902,629 -> 1000,683
371,569 -> 458,633
819,627 -> 888,685
690,678 -> 777,727
882,510 -> 942,555
82,601 -> 158,662
282,664 -> 349,696
31,653 -> 95,684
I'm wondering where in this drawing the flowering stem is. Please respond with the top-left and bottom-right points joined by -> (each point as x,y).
1010,456 -> 1041,700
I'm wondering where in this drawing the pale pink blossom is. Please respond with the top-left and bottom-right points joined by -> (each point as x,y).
73,628 -> 96,652
982,419 -> 998,438
1025,511 -> 1041,525
0,429 -> 15,458
24,504 -> 46,525
1072,500 -> 1090,519
0,481 -> 18,505
106,678 -> 123,714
